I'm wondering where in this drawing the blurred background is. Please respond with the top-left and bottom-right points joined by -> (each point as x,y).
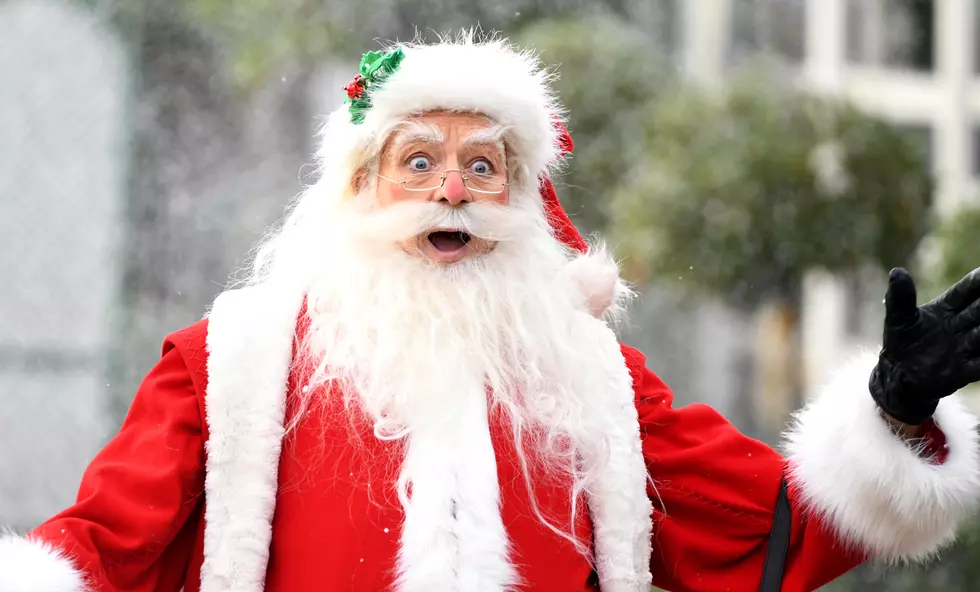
2,0 -> 980,588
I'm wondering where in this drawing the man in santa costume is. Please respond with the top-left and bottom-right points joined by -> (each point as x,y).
3,33 -> 980,592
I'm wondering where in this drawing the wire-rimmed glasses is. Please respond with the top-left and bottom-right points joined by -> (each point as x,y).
377,168 -> 509,195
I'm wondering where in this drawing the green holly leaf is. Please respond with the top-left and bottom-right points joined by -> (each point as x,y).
347,47 -> 405,124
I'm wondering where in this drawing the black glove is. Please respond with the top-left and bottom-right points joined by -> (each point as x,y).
869,267 -> 980,425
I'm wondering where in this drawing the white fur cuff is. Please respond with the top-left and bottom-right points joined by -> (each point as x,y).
783,351 -> 980,563
0,533 -> 89,592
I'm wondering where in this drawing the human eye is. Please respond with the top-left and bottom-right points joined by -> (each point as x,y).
407,154 -> 433,172
468,158 -> 494,176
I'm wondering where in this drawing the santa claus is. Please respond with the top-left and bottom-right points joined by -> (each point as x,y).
3,33 -> 980,592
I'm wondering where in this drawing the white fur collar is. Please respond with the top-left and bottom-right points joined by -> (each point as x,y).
199,253 -> 652,591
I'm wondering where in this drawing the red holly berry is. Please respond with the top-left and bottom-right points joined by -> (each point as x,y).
344,75 -> 366,99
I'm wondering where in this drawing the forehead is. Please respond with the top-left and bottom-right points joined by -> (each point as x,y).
386,111 -> 500,148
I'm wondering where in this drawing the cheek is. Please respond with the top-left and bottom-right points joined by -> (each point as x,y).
474,188 -> 510,206
374,181 -> 398,207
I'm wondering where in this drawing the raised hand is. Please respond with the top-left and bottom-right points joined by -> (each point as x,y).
869,267 -> 980,425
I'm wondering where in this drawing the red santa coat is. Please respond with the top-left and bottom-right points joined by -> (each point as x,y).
8,283 -> 979,592
19,316 -> 848,592
4,181 -> 980,591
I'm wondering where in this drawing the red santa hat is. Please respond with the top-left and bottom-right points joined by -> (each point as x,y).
541,125 -> 589,253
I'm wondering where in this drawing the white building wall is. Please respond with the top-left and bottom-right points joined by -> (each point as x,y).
0,0 -> 127,529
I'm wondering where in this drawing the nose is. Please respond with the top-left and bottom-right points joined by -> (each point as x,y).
434,169 -> 471,205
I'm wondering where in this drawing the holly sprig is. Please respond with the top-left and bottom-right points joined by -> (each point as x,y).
344,47 -> 406,124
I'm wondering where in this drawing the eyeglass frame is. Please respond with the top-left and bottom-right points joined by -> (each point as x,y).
376,168 -> 510,195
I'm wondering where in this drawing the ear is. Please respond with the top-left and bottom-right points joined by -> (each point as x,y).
564,245 -> 632,320
351,166 -> 370,195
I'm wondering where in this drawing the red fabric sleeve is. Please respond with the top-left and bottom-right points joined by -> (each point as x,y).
29,322 -> 208,591
621,345 -> 864,592
918,417 -> 949,464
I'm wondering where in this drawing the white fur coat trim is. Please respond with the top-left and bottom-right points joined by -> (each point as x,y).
575,314 -> 654,591
199,250 -> 651,591
783,351 -> 980,563
0,533 -> 89,592
200,284 -> 306,591
393,376 -> 518,592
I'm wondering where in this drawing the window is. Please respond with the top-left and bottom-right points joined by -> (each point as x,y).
845,0 -> 865,63
846,0 -> 934,72
728,0 -> 806,66
770,0 -> 806,61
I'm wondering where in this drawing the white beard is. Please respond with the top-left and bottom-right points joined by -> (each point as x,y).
298,190 -> 612,450
291,188 -> 609,507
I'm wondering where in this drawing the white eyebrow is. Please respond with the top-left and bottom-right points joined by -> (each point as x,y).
387,121 -> 445,155
460,124 -> 508,151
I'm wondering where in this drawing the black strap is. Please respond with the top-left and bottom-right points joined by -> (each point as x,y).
759,477 -> 792,592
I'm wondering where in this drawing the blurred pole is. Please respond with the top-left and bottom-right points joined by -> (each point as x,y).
803,0 -> 845,91
800,270 -> 849,400
681,0 -> 732,86
935,0 -> 973,217
799,0 -> 852,400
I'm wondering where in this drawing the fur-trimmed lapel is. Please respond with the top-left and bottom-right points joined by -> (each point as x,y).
200,284 -> 307,592
577,314 -> 654,591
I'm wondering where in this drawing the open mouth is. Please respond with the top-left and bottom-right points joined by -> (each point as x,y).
427,230 -> 472,252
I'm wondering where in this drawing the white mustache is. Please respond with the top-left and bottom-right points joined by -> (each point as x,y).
350,201 -> 537,245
